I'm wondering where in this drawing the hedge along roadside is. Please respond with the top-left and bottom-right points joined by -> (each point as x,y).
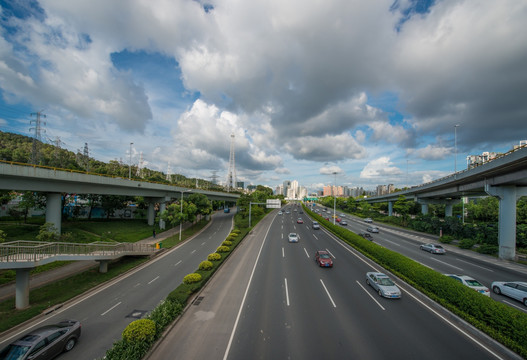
103,214 -> 260,360
304,205 -> 527,358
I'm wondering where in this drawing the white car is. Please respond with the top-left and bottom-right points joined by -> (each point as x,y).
445,274 -> 490,296
420,243 -> 446,254
491,281 -> 527,306
366,226 -> 379,233
278,211 -> 283,215
288,233 -> 299,243
364,218 -> 373,223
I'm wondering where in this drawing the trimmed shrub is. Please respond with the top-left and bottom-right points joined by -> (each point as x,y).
226,234 -> 237,241
439,235 -> 453,244
147,299 -> 183,334
459,238 -> 476,249
222,240 -> 233,246
199,260 -> 213,270
477,244 -> 498,255
207,253 -> 221,261
122,319 -> 156,344
183,273 -> 202,284
216,245 -> 230,253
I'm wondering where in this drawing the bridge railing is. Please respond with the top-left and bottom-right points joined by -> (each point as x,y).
0,240 -> 155,262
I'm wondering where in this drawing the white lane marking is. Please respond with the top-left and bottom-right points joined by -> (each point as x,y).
401,287 -> 505,359
303,248 -> 310,258
294,225 -> 297,230
382,239 -> 401,247
285,278 -> 290,306
417,262 -> 434,270
356,280 -> 385,311
101,302 -> 121,316
282,233 -> 283,239
313,234 -> 318,240
429,257 -> 463,271
174,260 -> 182,266
456,259 -> 494,272
223,217 -> 274,360
148,276 -> 159,285
326,249 -> 336,259
326,229 -> 505,359
190,249 -> 196,254
133,283 -> 141,288
502,300 -> 527,312
201,242 -> 206,246
282,247 -> 285,258
320,279 -> 336,308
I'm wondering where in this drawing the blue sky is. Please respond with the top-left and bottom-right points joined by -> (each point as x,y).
1,0 -> 526,192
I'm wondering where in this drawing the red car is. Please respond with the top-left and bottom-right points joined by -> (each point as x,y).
315,250 -> 333,267
297,218 -> 304,224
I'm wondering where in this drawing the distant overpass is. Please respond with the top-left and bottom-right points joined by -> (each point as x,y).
0,161 -> 239,233
365,145 -> 527,261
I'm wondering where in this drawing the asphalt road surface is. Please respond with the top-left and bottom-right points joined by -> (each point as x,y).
0,211 -> 234,360
149,205 -> 521,360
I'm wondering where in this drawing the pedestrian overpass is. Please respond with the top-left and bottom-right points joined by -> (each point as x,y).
0,240 -> 157,309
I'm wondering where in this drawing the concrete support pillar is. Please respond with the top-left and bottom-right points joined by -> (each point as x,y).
15,268 -> 31,309
485,185 -> 527,260
98,260 -> 109,273
388,201 -> 393,217
45,193 -> 62,235
147,201 -> 155,226
445,204 -> 453,217
159,202 -> 166,230
421,204 -> 429,215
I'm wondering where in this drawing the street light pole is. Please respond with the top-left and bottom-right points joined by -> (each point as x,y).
454,124 -> 459,173
129,142 -> 133,180
179,190 -> 192,242
333,171 -> 337,225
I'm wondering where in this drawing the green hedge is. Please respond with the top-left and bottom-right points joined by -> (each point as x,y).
304,205 -> 527,357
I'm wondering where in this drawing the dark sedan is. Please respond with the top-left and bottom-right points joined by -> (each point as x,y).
0,320 -> 81,360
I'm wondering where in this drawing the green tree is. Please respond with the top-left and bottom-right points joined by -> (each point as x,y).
188,193 -> 212,218
393,195 -> 412,226
100,195 -> 128,219
36,222 -> 59,242
18,191 -> 46,222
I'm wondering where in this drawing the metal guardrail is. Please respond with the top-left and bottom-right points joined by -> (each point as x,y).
0,240 -> 156,263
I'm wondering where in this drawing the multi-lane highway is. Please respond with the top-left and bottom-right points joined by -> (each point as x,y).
0,211 -> 234,360
150,204 -> 521,359
315,205 -> 527,313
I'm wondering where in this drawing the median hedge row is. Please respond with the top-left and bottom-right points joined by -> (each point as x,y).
305,205 -> 527,358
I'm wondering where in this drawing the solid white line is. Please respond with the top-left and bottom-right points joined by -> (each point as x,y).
174,260 -> 182,266
222,218 -> 273,360
285,278 -> 290,306
502,299 -> 527,312
356,280 -> 385,310
303,248 -> 310,258
401,287 -> 505,359
148,276 -> 159,285
320,279 -> 336,307
430,257 -> 463,271
101,302 -> 121,316
456,258 -> 494,272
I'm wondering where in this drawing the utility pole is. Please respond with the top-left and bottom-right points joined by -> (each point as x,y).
129,143 -> 133,180
29,110 -> 46,164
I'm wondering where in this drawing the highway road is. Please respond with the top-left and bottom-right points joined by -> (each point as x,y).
315,205 -> 527,313
0,211 -> 234,360
151,204 -> 521,360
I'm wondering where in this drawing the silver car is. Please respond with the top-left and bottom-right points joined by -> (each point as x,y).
366,272 -> 401,298
0,320 -> 81,360
366,226 -> 379,233
445,274 -> 490,296
420,243 -> 446,254
491,281 -> 527,306
288,233 -> 299,243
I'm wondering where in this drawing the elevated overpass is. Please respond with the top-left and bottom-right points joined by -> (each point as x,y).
0,240 -> 157,309
0,161 -> 239,233
365,145 -> 527,261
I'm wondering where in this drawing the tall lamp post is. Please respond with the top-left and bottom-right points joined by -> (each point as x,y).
129,142 -> 134,180
333,171 -> 337,225
179,190 -> 192,242
454,124 -> 460,173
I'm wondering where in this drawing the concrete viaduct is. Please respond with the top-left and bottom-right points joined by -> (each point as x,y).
364,145 -> 527,261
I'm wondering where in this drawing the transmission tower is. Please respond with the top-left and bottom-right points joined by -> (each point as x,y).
166,162 -> 172,182
29,110 -> 46,164
136,152 -> 144,177
210,170 -> 219,185
226,133 -> 237,191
